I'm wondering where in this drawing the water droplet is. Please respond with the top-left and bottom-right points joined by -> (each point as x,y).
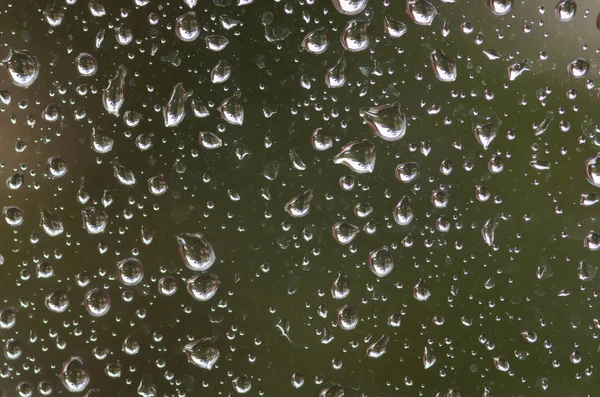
0,308 -> 17,329
59,357 -> 90,393
205,35 -> 229,51
482,218 -> 499,246
366,335 -> 389,358
331,272 -> 350,299
556,0 -> 576,22
177,233 -> 216,271
384,16 -> 407,38
40,209 -> 64,237
423,346 -> 436,369
232,375 -> 252,394
117,258 -> 144,286
158,276 -> 178,296
164,83 -> 193,127
3,206 -> 24,227
211,60 -> 232,83
337,305 -> 358,330
508,59 -> 530,81
184,337 -> 220,370
200,132 -> 223,149
45,289 -> 69,313
584,230 -> 600,251
291,373 -> 305,389
325,57 -> 347,88
333,139 -> 376,174
578,259 -> 597,281
311,127 -> 333,151
75,52 -> 98,77
90,126 -> 114,153
585,153 -> 600,187
360,103 -> 407,141
83,288 -> 111,317
488,0 -> 513,15
187,273 -> 220,301
302,28 -> 329,54
393,196 -> 414,225
567,58 -> 589,78
81,207 -> 108,234
341,19 -> 370,52
368,246 -> 394,277
413,279 -> 431,301
493,356 -> 510,372
406,0 -> 437,26
102,65 -> 127,116
395,162 -> 419,183
218,91 -> 244,125
176,11 -> 200,42
332,221 -> 360,245
284,190 -> 313,218
430,49 -> 457,82
331,0 -> 368,15
44,8 -> 65,26
2,49 -> 40,88
113,162 -> 136,186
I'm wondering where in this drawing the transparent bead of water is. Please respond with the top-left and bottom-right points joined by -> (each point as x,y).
284,190 -> 313,218
59,357 -> 90,393
325,57 -> 347,88
302,27 -> 329,54
340,19 -> 370,52
184,337 -> 220,370
164,82 -> 193,127
331,272 -> 350,299
177,233 -> 216,271
393,196 -> 414,225
117,258 -> 144,286
187,272 -> 220,301
360,103 -> 407,141
406,0 -> 437,26
218,91 -> 244,125
331,0 -> 368,15
83,288 -> 111,317
175,11 -> 200,42
430,49 -> 457,82
2,49 -> 40,88
332,221 -> 360,245
368,246 -> 394,277
75,52 -> 98,77
337,305 -> 358,330
333,139 -> 376,174
102,65 -> 127,116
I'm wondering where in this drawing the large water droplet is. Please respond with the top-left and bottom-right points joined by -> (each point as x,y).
423,346 -> 436,369
413,279 -> 431,301
368,246 -> 394,277
40,209 -> 64,237
487,0 -> 513,15
384,16 -> 407,38
117,258 -> 144,286
164,83 -> 193,127
482,218 -> 499,246
81,207 -> 108,234
302,28 -> 329,54
60,357 -> 90,393
331,272 -> 350,299
211,60 -> 231,84
393,196 -> 414,225
2,49 -> 40,88
187,273 -> 220,301
360,103 -> 407,141
175,11 -> 200,42
285,190 -> 313,218
332,221 -> 360,245
331,0 -> 368,15
3,206 -> 24,227
102,65 -> 127,116
113,162 -> 136,186
340,19 -> 370,52
493,356 -> 510,372
406,0 -> 437,26
430,49 -> 457,82
556,0 -> 576,22
585,153 -> 600,187
45,289 -> 69,313
333,139 -> 376,174
337,305 -> 358,330
325,57 -> 347,88
218,91 -> 244,125
177,233 -> 216,271
184,337 -> 220,370
83,288 -> 111,317
567,58 -> 589,78
366,335 -> 389,358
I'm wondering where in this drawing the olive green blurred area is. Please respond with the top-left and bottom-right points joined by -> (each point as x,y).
2,0 -> 600,396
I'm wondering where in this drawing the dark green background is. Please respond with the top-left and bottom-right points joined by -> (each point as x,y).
1,0 -> 600,395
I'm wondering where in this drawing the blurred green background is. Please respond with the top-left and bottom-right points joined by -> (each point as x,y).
1,0 -> 600,396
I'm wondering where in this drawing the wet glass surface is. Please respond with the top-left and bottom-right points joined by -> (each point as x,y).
1,0 -> 600,396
